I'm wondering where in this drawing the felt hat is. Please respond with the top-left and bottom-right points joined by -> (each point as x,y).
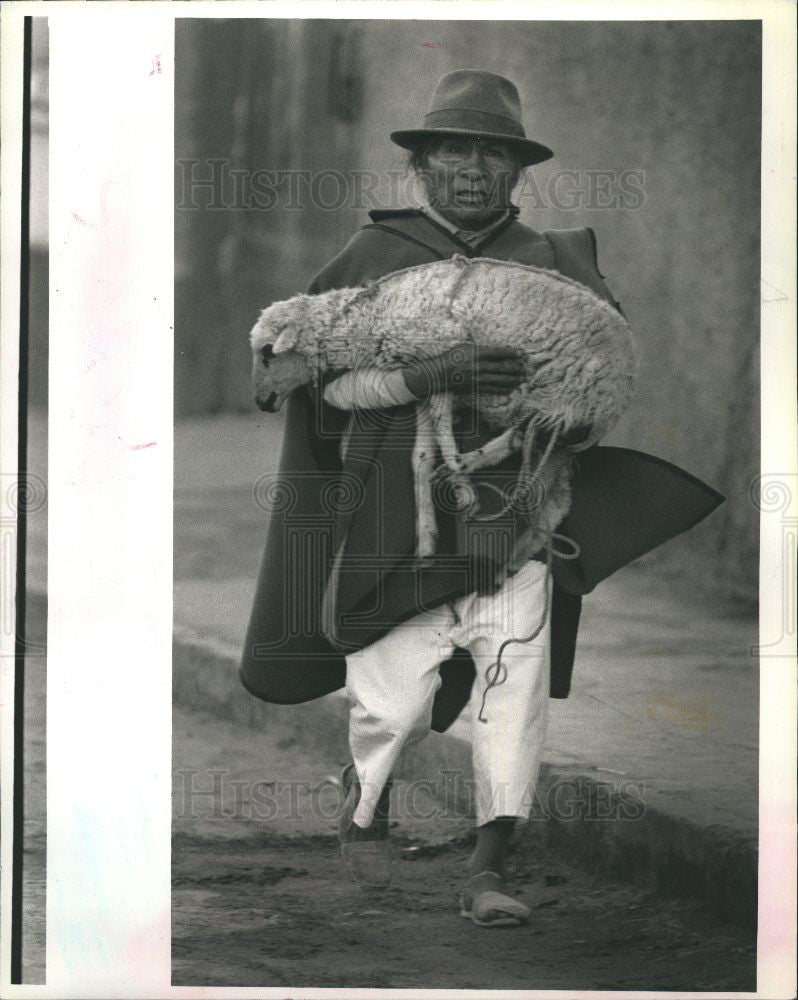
390,69 -> 554,167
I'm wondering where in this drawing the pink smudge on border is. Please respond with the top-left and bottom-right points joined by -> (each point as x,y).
72,211 -> 96,229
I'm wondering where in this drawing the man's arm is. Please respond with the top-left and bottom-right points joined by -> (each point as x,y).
323,345 -> 526,411
322,367 -> 419,410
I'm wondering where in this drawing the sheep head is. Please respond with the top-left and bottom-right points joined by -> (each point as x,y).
252,344 -> 313,412
249,295 -> 317,412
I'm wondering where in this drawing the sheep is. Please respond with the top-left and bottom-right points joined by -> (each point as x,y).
250,255 -> 637,574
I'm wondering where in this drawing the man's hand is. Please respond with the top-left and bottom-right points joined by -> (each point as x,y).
402,343 -> 526,400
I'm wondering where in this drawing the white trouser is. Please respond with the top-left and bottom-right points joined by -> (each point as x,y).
345,559 -> 552,828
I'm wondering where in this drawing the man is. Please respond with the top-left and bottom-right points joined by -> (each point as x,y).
240,70 -> 722,926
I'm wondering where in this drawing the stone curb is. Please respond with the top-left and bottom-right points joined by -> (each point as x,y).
173,627 -> 757,928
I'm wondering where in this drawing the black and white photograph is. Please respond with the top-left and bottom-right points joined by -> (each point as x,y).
173,14 -> 759,991
1,3 -> 796,997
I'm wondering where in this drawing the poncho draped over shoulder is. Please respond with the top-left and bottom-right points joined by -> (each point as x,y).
240,210 -> 723,731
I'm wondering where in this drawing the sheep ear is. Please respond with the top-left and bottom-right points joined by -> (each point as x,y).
272,328 -> 297,354
249,312 -> 271,351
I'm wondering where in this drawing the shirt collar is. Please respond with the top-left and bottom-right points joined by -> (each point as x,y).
420,204 -> 511,246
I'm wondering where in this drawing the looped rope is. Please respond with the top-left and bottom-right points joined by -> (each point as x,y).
468,481 -> 510,521
470,416 -> 563,524
549,531 -> 581,561
476,531 -> 582,724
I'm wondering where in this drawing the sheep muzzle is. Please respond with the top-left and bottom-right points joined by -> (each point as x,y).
251,346 -> 313,412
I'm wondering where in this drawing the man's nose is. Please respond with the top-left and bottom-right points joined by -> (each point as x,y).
457,147 -> 488,175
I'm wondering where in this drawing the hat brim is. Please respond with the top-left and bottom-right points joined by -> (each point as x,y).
390,128 -> 554,167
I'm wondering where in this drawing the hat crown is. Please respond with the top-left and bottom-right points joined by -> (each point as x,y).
389,68 -> 554,167
427,70 -> 523,129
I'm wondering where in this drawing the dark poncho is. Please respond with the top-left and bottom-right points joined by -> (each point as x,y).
240,210 -> 723,731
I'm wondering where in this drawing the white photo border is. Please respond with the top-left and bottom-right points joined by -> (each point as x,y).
0,1 -> 795,998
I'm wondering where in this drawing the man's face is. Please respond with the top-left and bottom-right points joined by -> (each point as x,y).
419,136 -> 521,230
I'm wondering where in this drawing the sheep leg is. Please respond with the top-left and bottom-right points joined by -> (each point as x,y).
488,523 -> 547,593
428,391 -> 478,512
509,524 -> 549,572
427,392 -> 463,471
432,422 -> 524,480
492,448 -> 574,589
413,401 -> 439,558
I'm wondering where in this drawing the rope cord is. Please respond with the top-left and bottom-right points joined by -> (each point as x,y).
476,530 -> 581,724
471,416 -> 563,524
446,254 -> 475,316
520,416 -> 537,481
337,253 -> 621,315
324,281 -> 383,381
444,256 -> 477,381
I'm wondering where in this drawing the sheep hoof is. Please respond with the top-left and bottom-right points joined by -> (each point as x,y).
415,535 -> 438,560
413,553 -> 436,567
431,462 -> 456,482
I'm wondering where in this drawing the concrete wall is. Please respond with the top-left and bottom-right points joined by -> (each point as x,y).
175,19 -> 761,602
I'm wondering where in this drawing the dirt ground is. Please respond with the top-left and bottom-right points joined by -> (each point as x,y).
172,704 -> 756,992
17,594 -> 758,991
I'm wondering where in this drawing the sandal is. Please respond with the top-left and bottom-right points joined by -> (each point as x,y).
459,870 -> 530,928
338,763 -> 392,889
